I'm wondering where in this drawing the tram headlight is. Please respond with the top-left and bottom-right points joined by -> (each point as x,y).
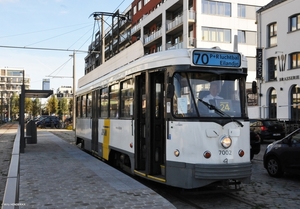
220,136 -> 232,149
174,149 -> 180,157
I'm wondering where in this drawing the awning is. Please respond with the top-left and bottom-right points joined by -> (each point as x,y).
24,89 -> 53,98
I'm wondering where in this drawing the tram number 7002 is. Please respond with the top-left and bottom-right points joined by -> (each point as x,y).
219,150 -> 232,155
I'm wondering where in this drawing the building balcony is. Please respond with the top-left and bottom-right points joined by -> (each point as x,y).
166,41 -> 183,50
166,15 -> 183,32
188,10 -> 196,22
144,29 -> 162,45
189,37 -> 195,47
131,23 -> 142,35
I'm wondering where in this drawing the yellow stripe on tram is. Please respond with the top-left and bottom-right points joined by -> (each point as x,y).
147,175 -> 166,183
102,119 -> 110,160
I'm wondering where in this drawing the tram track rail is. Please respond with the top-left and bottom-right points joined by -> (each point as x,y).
148,182 -> 259,209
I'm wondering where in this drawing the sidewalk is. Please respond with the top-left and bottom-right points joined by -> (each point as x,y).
19,131 -> 175,208
0,123 -> 18,205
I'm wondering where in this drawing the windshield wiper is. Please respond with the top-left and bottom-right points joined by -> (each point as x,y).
197,98 -> 244,127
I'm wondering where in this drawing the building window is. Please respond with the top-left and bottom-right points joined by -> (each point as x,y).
202,27 -> 231,43
268,57 -> 277,81
133,6 -> 137,15
202,0 -> 231,17
290,52 -> 300,69
237,4 -> 260,19
238,30 -> 245,43
269,88 -> 277,119
145,0 -> 150,5
138,1 -> 142,11
238,30 -> 256,45
268,22 -> 277,47
290,14 -> 300,31
291,85 -> 300,121
247,92 -> 258,106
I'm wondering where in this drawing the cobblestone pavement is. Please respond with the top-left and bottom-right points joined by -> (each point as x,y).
233,143 -> 300,208
7,127 -> 175,209
2,124 -> 300,208
0,124 -> 74,205
49,130 -> 300,208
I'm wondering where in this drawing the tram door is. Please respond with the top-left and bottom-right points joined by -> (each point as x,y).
135,71 -> 165,176
91,90 -> 99,153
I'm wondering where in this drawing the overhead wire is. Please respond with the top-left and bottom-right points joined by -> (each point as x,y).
48,57 -> 73,77
0,22 -> 92,39
26,24 -> 93,47
2,0 -> 129,86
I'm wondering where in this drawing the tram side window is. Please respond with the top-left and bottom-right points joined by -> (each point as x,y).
100,88 -> 108,118
121,79 -> 134,118
82,95 -> 86,117
97,89 -> 101,117
109,84 -> 119,118
76,97 -> 81,117
87,93 -> 92,117
155,83 -> 162,118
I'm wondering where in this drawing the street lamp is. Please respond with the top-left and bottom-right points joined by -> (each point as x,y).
69,51 -> 76,130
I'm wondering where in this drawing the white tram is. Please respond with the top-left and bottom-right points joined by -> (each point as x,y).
75,41 -> 251,189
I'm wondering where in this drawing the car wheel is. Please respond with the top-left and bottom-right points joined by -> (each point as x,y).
266,156 -> 283,177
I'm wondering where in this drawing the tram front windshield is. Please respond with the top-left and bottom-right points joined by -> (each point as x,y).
172,72 -> 246,118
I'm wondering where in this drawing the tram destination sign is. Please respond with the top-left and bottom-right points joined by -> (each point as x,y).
192,50 -> 241,67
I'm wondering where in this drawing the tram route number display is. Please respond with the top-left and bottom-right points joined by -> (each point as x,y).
192,50 -> 241,67
215,100 -> 232,112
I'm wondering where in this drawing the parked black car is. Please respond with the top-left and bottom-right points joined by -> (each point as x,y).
263,128 -> 300,177
250,131 -> 261,160
250,119 -> 285,143
36,116 -> 60,128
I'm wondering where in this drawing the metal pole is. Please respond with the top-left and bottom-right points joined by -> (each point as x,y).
20,70 -> 25,153
72,51 -> 76,131
101,14 -> 105,64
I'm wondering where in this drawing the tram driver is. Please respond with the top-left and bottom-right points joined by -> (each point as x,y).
202,81 -> 223,105
197,81 -> 224,115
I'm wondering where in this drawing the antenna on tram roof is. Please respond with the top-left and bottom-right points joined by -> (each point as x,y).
233,35 -> 238,52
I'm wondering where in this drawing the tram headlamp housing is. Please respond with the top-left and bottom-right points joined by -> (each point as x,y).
220,135 -> 232,149
174,149 -> 180,157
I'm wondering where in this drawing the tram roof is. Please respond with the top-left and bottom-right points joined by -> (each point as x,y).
77,42 -> 247,96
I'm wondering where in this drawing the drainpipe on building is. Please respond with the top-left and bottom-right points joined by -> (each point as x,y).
258,11 -> 262,119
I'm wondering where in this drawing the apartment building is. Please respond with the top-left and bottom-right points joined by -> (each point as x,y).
83,0 -> 276,119
0,67 -> 30,121
85,0 -> 271,77
56,85 -> 73,98
249,0 -> 300,121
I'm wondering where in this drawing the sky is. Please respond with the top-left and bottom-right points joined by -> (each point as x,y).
0,0 -> 133,92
